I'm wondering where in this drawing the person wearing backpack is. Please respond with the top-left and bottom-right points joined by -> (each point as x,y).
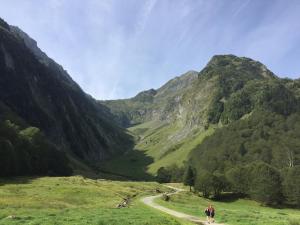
204,206 -> 210,223
209,204 -> 215,223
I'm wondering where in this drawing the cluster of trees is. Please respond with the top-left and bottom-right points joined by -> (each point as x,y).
156,164 -> 184,183
186,109 -> 300,206
0,120 -> 72,177
183,163 -> 299,207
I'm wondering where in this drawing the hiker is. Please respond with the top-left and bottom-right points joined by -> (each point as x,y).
204,206 -> 210,223
204,204 -> 215,224
209,204 -> 215,223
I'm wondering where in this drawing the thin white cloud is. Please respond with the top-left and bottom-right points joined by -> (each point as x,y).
0,0 -> 299,100
135,0 -> 157,35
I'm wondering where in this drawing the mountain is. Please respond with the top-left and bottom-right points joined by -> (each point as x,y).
0,18 -> 132,176
101,70 -> 198,127
102,54 -> 300,181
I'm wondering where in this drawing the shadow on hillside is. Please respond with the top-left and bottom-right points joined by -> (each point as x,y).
96,148 -> 155,181
0,176 -> 40,186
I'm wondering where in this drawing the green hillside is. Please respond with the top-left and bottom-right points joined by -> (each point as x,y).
0,176 -> 190,225
102,55 -> 300,208
102,55 -> 285,176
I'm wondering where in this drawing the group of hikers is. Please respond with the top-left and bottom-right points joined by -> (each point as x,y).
204,204 -> 215,224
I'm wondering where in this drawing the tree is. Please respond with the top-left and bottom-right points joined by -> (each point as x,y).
249,162 -> 283,205
0,120 -> 72,177
167,164 -> 184,182
183,166 -> 195,191
156,167 -> 171,183
226,166 -> 250,194
211,172 -> 228,199
194,171 -> 214,198
282,166 -> 300,207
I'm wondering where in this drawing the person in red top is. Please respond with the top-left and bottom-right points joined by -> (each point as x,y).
208,204 -> 215,223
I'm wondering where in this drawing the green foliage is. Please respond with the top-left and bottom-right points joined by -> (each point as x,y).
226,166 -> 250,194
208,98 -> 224,123
156,165 -> 184,183
183,166 -> 195,191
248,162 -> 283,205
194,171 -> 214,198
156,167 -> 172,183
0,120 -> 72,176
189,110 -> 300,205
282,166 -> 300,206
202,55 -> 277,124
194,171 -> 228,199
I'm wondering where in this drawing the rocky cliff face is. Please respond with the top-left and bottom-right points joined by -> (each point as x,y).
101,70 -> 198,127
0,18 -> 132,174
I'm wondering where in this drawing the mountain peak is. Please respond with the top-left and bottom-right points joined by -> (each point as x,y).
132,89 -> 157,102
201,54 -> 276,80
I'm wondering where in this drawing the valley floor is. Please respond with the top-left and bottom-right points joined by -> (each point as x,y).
0,177 -> 299,225
0,176 -> 189,225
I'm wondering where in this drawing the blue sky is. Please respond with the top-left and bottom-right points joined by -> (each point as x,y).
1,0 -> 300,99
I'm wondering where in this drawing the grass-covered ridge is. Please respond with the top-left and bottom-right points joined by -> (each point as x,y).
0,176 -> 191,225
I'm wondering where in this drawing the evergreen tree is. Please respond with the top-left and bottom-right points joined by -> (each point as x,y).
183,166 -> 195,191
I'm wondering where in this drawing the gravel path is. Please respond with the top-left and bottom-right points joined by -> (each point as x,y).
141,185 -> 225,225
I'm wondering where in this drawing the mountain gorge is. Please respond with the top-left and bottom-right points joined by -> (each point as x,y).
0,18 -> 132,176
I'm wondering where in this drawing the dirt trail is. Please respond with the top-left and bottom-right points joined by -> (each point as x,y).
141,185 -> 225,225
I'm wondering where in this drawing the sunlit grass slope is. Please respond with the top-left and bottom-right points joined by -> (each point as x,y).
0,176 -> 191,225
100,121 -> 214,179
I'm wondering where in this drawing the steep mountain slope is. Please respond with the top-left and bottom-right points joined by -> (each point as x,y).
101,70 -> 198,127
0,18 -> 132,176
102,54 -> 300,179
188,71 -> 300,178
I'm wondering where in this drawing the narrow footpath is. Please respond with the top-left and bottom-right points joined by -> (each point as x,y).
141,185 -> 225,225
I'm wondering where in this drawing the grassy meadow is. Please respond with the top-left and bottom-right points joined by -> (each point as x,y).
0,177 -> 299,225
0,176 -> 191,225
156,185 -> 300,225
